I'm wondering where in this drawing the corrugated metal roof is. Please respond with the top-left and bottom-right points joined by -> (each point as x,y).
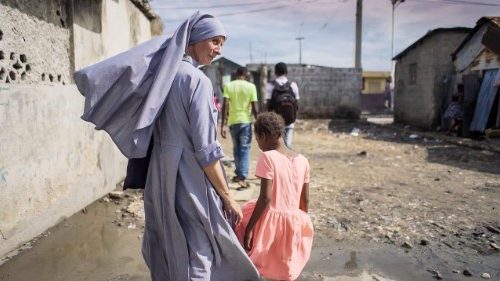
486,16 -> 500,28
393,27 -> 471,61
452,16 -> 500,59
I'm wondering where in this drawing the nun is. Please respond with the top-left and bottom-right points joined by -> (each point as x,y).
74,12 -> 260,281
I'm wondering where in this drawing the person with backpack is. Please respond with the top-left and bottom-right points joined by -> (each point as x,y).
266,62 -> 300,148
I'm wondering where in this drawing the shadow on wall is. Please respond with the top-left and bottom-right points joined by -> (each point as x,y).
73,0 -> 103,33
1,0 -> 70,28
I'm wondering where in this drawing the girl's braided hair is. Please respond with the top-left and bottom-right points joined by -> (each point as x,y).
254,112 -> 285,140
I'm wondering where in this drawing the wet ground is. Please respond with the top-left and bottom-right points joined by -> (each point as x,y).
0,196 -> 431,281
1,118 -> 499,281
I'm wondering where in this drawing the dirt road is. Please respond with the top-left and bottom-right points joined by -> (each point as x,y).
295,119 -> 500,280
0,119 -> 499,281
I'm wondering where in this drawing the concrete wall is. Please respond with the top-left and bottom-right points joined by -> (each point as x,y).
287,65 -> 361,118
0,0 -> 71,85
361,93 -> 386,113
0,85 -> 127,258
0,0 -> 155,258
363,78 -> 387,94
201,59 -> 243,103
73,0 -> 153,70
0,0 -> 154,82
249,63 -> 362,118
394,31 -> 469,129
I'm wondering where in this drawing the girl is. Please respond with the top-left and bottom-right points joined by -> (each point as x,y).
236,112 -> 313,281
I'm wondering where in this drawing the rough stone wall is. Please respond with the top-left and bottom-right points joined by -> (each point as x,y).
286,65 -> 362,119
0,0 -> 71,85
394,31 -> 468,129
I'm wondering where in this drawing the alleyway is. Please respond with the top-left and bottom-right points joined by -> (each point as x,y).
0,118 -> 499,281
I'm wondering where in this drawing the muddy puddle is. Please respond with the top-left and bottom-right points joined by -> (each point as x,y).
303,242 -> 499,281
0,197 -> 149,281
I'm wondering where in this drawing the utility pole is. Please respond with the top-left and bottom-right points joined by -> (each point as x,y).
355,0 -> 362,68
391,0 -> 405,76
249,41 -> 253,63
295,37 -> 304,64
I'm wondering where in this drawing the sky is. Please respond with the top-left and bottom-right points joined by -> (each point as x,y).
150,0 -> 500,71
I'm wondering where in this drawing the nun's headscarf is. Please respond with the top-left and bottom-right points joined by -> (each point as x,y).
189,16 -> 225,45
74,12 -> 226,159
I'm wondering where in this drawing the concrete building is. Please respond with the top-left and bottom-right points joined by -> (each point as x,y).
247,63 -> 362,119
200,57 -> 243,104
393,27 -> 471,129
361,71 -> 391,113
452,17 -> 500,135
0,0 -> 161,259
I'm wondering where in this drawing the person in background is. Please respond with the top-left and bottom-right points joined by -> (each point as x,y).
266,62 -> 300,148
444,84 -> 464,136
385,76 -> 392,109
221,67 -> 258,189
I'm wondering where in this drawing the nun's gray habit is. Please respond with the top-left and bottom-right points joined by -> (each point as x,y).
74,12 -> 260,281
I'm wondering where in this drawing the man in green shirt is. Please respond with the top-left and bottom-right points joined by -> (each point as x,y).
221,67 -> 258,188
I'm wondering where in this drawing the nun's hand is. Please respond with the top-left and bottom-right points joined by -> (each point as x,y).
223,198 -> 242,224
221,126 -> 227,139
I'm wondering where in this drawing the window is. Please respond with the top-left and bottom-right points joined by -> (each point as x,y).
409,63 -> 417,85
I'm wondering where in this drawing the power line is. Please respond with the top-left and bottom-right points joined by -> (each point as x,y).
414,0 -> 500,7
162,0 -> 326,22
153,0 -> 296,10
217,0 -> 321,17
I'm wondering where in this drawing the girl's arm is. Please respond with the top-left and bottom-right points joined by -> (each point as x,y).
299,182 -> 309,213
244,178 -> 272,250
203,160 -> 242,223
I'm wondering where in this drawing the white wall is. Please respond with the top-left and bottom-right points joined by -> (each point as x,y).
73,0 -> 153,70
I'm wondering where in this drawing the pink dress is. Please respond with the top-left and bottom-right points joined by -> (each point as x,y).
236,150 -> 314,281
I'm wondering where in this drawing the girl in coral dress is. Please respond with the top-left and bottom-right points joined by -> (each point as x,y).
236,112 -> 313,281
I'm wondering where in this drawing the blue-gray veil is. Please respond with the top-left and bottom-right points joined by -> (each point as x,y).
74,12 -> 226,159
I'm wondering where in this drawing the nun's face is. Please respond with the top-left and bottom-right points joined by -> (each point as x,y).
191,36 -> 225,65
